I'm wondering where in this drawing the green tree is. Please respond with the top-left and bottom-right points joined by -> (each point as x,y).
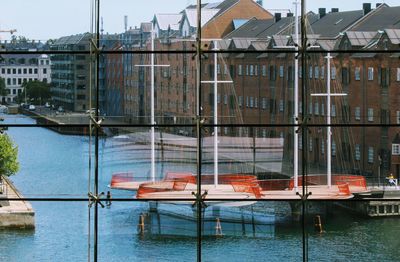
18,80 -> 51,105
0,134 -> 19,177
0,77 -> 7,97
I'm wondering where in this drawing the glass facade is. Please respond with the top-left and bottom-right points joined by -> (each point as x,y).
1,0 -> 400,261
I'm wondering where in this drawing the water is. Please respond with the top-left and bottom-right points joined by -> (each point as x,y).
0,115 -> 399,261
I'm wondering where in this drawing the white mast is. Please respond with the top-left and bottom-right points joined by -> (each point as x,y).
201,39 -> 232,188
213,40 -> 219,187
150,23 -> 156,182
293,0 -> 300,193
135,22 -> 170,182
311,52 -> 346,188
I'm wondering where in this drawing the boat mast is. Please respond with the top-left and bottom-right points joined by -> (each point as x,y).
151,23 -> 155,182
293,0 -> 300,193
213,40 -> 219,188
311,52 -> 346,188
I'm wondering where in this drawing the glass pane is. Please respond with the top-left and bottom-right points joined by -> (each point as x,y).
3,124 -> 90,198
100,0 -> 197,52
98,201 -> 196,261
0,202 -> 89,261
202,201 -> 303,261
306,200 -> 400,261
101,126 -> 198,199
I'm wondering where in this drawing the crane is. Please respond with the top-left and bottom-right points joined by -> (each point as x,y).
0,29 -> 17,34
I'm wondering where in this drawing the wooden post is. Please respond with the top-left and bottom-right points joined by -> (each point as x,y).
314,215 -> 323,233
215,217 -> 222,236
138,213 -> 145,234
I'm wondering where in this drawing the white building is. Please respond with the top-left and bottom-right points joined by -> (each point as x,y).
0,54 -> 51,103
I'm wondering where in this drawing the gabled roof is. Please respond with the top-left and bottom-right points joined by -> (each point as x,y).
385,29 -> 400,44
349,5 -> 400,32
345,31 -> 377,47
214,0 -> 240,18
249,40 -> 269,51
224,18 -> 275,39
183,8 -> 220,28
257,16 -> 295,38
315,39 -> 337,51
53,33 -> 91,45
140,22 -> 152,33
309,10 -> 364,38
271,35 -> 290,47
154,14 -> 182,31
229,38 -> 255,49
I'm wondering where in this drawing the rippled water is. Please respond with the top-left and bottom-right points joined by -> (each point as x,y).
0,115 -> 399,261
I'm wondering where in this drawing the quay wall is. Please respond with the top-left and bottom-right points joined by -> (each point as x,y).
0,176 -> 35,229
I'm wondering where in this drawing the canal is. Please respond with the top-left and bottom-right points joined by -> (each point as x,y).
0,115 -> 399,261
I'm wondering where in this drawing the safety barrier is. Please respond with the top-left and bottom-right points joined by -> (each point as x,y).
110,172 -> 134,188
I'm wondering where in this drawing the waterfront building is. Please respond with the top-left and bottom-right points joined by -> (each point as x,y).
50,33 -> 92,112
103,2 -> 400,180
0,54 -> 51,103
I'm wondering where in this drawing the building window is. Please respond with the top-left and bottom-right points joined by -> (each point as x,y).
262,129 -> 267,138
355,107 -> 361,120
355,144 -> 361,161
397,111 -> 400,124
279,65 -> 284,78
309,65 -> 313,79
321,66 -> 325,79
355,67 -> 361,80
368,67 -> 374,81
246,96 -> 249,107
331,67 -> 336,80
255,98 -> 258,108
238,96 -> 243,107
393,144 -> 400,156
246,65 -> 249,76
238,65 -> 243,76
397,68 -> 400,82
332,105 -> 336,117
262,65 -> 267,76
321,103 -> 325,116
321,140 -> 325,155
254,65 -> 258,76
309,102 -> 313,115
279,100 -> 284,112
249,65 -> 254,76
368,108 -> 374,122
250,97 -> 254,108
223,95 -> 227,105
314,66 -> 319,79
314,103 -> 319,116
368,147 -> 374,163
262,97 -> 267,110
309,139 -> 313,152
332,141 -> 336,156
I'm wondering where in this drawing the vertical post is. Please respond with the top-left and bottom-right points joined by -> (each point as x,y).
326,53 -> 332,188
253,128 -> 256,175
195,1 -> 202,262
151,23 -> 156,182
293,0 -> 300,193
213,40 -> 218,188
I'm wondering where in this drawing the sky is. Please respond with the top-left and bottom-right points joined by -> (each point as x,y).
0,0 -> 399,41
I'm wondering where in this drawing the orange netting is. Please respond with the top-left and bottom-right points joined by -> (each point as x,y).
230,181 -> 263,198
137,181 -> 175,198
337,183 -> 351,196
165,172 -> 196,184
333,176 -> 367,189
110,172 -> 134,187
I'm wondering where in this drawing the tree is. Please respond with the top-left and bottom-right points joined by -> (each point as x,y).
18,80 -> 51,105
0,134 -> 19,177
0,77 -> 7,97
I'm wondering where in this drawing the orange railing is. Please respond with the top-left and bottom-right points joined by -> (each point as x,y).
110,172 -> 134,188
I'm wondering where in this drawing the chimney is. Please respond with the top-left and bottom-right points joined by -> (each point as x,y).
287,13 -> 294,17
319,8 -> 326,18
256,0 -> 263,7
331,8 -> 339,13
363,3 -> 371,15
275,13 -> 282,22
376,3 -> 382,8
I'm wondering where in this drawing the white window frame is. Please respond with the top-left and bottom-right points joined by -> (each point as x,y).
355,107 -> 361,120
368,67 -> 374,81
368,108 -> 374,122
368,147 -> 374,163
393,144 -> 400,156
355,144 -> 361,161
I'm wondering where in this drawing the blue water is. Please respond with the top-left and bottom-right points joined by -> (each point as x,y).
0,115 -> 399,261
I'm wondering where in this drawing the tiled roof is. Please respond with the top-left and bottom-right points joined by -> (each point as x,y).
225,18 -> 275,39
385,29 -> 400,44
309,10 -> 364,38
345,31 -> 376,47
140,22 -> 152,33
53,33 -> 91,45
184,8 -> 220,28
350,5 -> 400,32
154,14 -> 182,31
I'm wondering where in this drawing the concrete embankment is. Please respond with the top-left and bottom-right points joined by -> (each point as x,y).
21,108 -> 93,136
0,176 -> 35,229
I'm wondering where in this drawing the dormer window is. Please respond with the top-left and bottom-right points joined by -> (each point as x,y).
393,144 -> 400,155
